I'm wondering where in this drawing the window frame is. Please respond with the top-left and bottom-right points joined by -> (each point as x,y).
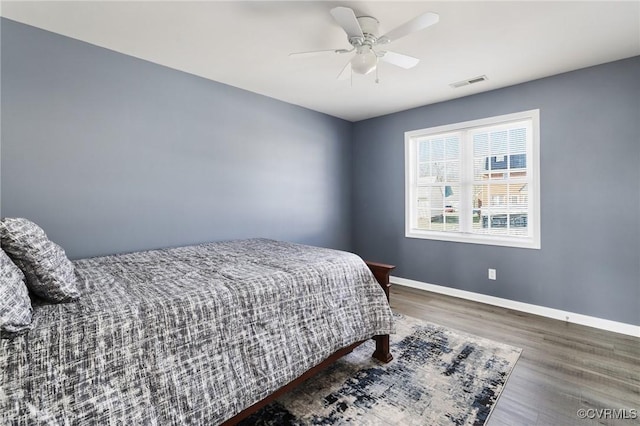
405,109 -> 541,249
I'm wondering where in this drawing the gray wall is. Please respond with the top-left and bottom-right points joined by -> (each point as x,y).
1,19 -> 353,258
352,56 -> 640,326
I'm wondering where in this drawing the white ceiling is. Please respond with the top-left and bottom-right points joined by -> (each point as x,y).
2,1 -> 639,122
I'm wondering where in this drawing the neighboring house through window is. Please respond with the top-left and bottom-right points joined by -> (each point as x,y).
405,109 -> 540,249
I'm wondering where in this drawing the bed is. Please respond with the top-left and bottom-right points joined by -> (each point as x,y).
1,237 -> 395,425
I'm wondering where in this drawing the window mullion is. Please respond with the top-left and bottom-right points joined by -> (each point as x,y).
459,130 -> 473,233
410,138 -> 418,231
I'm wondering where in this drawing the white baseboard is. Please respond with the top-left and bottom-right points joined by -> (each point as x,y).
391,276 -> 640,338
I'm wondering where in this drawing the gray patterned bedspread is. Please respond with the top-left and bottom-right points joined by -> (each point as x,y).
0,239 -> 394,425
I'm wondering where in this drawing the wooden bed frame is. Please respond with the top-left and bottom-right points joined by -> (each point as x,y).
222,261 -> 396,425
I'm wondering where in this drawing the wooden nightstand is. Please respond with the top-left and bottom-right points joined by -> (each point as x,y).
365,261 -> 395,301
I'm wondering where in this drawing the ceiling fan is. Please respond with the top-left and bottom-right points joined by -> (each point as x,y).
289,7 -> 439,81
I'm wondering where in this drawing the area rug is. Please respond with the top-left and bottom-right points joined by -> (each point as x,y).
240,313 -> 522,426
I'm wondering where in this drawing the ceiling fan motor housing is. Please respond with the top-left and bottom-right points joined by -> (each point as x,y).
351,16 -> 381,47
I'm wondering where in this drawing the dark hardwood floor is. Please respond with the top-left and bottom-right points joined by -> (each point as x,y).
390,285 -> 640,426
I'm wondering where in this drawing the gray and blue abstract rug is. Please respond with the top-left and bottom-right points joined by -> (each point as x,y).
241,313 -> 521,425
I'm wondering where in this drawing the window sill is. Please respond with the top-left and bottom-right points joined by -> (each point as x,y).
405,229 -> 541,249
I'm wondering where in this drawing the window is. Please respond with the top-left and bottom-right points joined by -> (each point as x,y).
405,110 -> 540,249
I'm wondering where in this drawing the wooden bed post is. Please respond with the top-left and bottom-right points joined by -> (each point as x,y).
365,261 -> 395,363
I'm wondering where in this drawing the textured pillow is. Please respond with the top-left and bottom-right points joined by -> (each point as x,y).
0,248 -> 33,336
0,218 -> 79,302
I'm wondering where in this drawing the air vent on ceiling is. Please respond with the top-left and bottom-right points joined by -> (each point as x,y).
450,75 -> 488,88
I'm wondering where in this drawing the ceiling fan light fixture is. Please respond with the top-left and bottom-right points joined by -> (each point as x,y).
351,46 -> 378,75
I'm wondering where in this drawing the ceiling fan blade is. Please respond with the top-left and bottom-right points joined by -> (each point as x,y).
337,61 -> 352,80
330,7 -> 364,39
380,12 -> 439,42
381,51 -> 420,69
289,49 -> 342,58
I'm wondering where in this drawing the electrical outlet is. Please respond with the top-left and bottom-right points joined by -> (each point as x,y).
488,268 -> 497,280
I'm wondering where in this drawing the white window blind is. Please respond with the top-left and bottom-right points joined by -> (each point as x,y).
405,110 -> 540,249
